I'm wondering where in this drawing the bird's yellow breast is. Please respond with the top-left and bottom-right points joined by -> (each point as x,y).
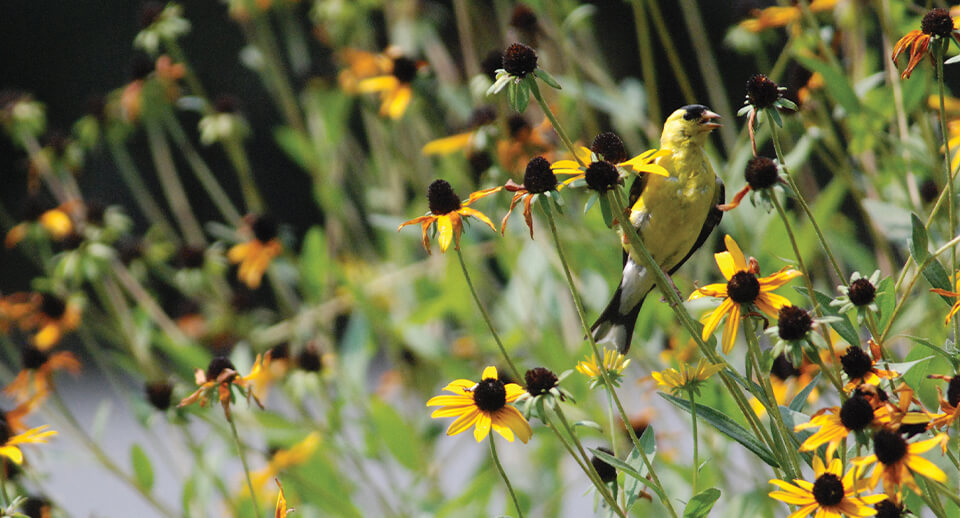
626,147 -> 715,268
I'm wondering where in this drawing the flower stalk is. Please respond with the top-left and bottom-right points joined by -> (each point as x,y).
489,437 -> 524,518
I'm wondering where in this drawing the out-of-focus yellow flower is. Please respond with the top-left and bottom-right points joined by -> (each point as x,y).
251,432 -> 320,490
651,358 -> 723,395
228,214 -> 283,289
341,47 -> 425,119
739,0 -> 837,33
0,424 -> 57,465
4,346 -> 81,404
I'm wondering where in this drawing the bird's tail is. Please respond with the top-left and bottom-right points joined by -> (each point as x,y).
590,287 -> 646,354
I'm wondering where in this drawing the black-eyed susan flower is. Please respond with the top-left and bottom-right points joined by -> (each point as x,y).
590,447 -> 617,484
765,305 -> 837,367
0,418 -> 56,466
873,497 -> 906,518
4,346 -> 81,404
929,272 -> 960,324
501,156 -> 562,238
338,48 -> 394,93
853,429 -> 948,494
892,7 -> 960,80
689,235 -> 801,354
228,214 -> 283,289
550,144 -> 669,191
839,342 -> 898,393
134,2 -> 190,55
926,374 -> 960,430
515,366 -> 572,419
145,380 -> 174,411
275,478 -> 292,518
5,197 -> 74,248
795,394 -> 889,459
426,366 -> 531,443
487,43 -> 560,113
739,74 -> 796,131
768,451 -> 885,518
251,432 -> 320,490
22,293 -> 82,351
397,180 -> 500,254
178,355 -> 265,418
353,51 -> 425,120
832,271 -> 881,321
719,156 -> 782,211
576,348 -> 630,389
651,358 -> 723,396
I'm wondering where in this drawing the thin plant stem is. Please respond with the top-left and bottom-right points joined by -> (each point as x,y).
641,0 -> 696,105
107,137 -> 177,239
935,47 -> 959,343
540,203 -> 678,518
688,388 -> 699,494
607,390 -> 618,458
144,117 -> 206,245
630,0 -> 660,125
529,81 -> 585,166
551,406 -> 627,517
543,410 -> 624,515
489,437 -> 524,518
766,111 -> 845,283
227,413 -> 261,514
454,247 -> 522,381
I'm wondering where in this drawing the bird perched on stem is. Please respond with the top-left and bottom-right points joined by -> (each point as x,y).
591,105 -> 724,352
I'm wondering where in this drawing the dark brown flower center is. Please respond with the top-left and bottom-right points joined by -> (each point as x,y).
509,4 -> 539,33
948,376 -> 960,408
22,346 -> 47,370
467,106 -> 497,128
848,278 -> 876,306
745,74 -> 781,109
811,473 -> 844,507
524,367 -> 558,396
298,346 -> 323,372
502,43 -> 538,78
840,346 -> 872,380
920,179 -> 939,204
507,115 -> 530,138
745,156 -> 779,190
727,271 -> 760,304
839,396 -> 875,431
145,381 -> 174,411
584,161 -> 620,193
176,245 -> 206,269
473,377 -> 507,412
873,429 -> 908,465
921,8 -> 955,38
206,356 -> 236,382
770,353 -> 800,381
590,132 -> 627,164
214,95 -> 239,114
251,214 -> 278,242
523,156 -> 557,193
468,152 -> 493,183
41,294 -> 67,319
392,57 -> 419,83
21,496 -> 50,518
591,447 -> 617,483
874,499 -> 904,518
427,179 -> 461,215
777,305 -> 812,341
897,421 -> 927,438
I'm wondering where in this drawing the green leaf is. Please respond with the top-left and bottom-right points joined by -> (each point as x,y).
904,336 -> 959,369
788,372 -> 821,412
624,426 -> 657,512
300,226 -> 330,303
130,444 -> 154,491
792,53 -> 860,113
909,213 -> 929,263
598,195 -> 613,227
683,488 -> 721,518
588,448 -> 666,501
274,127 -> 318,174
535,69 -> 562,90
882,356 -> 933,378
923,259 -> 955,305
369,397 -> 421,471
660,393 -> 780,468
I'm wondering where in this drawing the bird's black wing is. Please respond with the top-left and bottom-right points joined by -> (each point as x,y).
621,173 -> 650,266
668,176 -> 725,275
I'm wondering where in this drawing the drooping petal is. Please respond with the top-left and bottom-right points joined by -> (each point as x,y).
721,302 -> 741,353
497,406 -> 532,443
701,297 -> 734,340
473,413 -> 492,442
446,408 -> 480,436
436,214 -> 454,253
459,207 -> 496,232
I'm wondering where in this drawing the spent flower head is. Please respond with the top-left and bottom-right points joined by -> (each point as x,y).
134,2 -> 191,55
892,8 -> 960,79
398,180 -> 501,254
831,270 -> 882,322
739,73 -> 797,128
487,43 -> 562,113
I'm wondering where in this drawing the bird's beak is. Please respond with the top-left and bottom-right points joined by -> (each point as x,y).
701,111 -> 721,129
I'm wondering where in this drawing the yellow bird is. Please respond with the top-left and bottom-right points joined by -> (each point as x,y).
591,105 -> 724,352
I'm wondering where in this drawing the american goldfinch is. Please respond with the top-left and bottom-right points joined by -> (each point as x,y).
591,105 -> 725,352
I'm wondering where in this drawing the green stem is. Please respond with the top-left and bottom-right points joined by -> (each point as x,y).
935,46 -> 959,344
641,0 -> 697,105
630,0 -> 660,125
490,437 -> 524,518
529,80 -> 584,166
227,413 -> 261,514
454,247 -> 522,381
688,389 -> 699,494
144,117 -> 206,245
544,409 -> 625,516
767,111 -> 845,283
106,137 -> 177,240
540,203 -> 678,518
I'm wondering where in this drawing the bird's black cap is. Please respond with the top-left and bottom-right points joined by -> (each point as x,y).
681,104 -> 710,120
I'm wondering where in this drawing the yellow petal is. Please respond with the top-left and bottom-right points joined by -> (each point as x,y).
701,297 -> 734,340
482,366 -> 499,380
721,302 -> 741,353
0,446 -> 23,465
905,454 -> 947,482
473,413 -> 492,442
355,75 -> 398,93
436,214 -> 454,253
422,132 -> 474,155
459,207 -> 496,232
715,251 -> 739,280
723,235 -> 748,272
